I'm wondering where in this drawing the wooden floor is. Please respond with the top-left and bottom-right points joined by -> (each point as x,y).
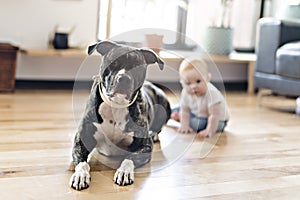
0,89 -> 300,200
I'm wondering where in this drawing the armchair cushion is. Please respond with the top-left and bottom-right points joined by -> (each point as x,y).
276,41 -> 300,79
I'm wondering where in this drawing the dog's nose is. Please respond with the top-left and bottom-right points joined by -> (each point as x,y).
117,75 -> 131,85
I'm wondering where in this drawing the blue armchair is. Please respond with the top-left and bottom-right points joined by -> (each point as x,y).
255,18 -> 300,97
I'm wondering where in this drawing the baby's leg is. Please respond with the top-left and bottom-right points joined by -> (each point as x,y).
190,114 -> 228,134
189,115 -> 208,132
216,121 -> 228,132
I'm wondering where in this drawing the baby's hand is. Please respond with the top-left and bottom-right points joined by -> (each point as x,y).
178,125 -> 193,134
197,129 -> 209,138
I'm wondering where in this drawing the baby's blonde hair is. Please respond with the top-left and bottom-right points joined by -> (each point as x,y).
179,59 -> 209,78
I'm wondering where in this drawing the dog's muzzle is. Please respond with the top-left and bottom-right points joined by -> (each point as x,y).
92,75 -> 139,108
113,74 -> 132,96
99,83 -> 139,108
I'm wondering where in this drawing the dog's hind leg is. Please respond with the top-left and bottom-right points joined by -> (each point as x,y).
149,131 -> 159,142
149,103 -> 171,142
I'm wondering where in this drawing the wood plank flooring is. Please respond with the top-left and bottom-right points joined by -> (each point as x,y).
0,90 -> 300,200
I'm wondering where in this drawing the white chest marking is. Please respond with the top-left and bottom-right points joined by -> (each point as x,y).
93,103 -> 134,156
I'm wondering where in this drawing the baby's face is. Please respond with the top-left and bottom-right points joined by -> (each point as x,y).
180,68 -> 208,96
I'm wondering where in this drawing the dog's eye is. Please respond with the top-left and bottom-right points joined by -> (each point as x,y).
111,61 -> 118,67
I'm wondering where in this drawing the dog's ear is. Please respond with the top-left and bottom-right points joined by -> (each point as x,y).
87,43 -> 98,55
88,40 -> 118,55
140,49 -> 164,70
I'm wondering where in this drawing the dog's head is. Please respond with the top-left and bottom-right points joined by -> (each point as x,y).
88,40 -> 164,107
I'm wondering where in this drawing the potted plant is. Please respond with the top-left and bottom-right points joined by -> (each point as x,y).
203,0 -> 234,55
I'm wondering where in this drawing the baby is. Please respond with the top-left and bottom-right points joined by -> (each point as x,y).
171,59 -> 230,138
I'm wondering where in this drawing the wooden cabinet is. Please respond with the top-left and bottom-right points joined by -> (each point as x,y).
0,43 -> 19,92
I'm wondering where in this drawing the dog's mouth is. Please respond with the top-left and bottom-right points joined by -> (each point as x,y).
99,83 -> 138,108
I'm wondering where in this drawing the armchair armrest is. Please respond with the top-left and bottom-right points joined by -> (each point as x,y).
255,18 -> 300,74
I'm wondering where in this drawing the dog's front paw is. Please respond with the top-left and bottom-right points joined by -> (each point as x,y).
114,159 -> 134,186
69,162 -> 91,190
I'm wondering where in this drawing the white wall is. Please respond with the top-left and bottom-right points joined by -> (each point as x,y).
0,0 -> 99,81
0,0 -> 98,49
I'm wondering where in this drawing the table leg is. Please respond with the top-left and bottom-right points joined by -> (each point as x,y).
247,61 -> 255,94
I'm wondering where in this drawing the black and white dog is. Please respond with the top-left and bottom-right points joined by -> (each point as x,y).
69,40 -> 171,190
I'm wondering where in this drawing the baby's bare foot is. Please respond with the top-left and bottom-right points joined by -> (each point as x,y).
171,111 -> 180,122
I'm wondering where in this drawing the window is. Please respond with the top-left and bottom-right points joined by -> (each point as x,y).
97,0 -> 196,50
97,0 -> 263,52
